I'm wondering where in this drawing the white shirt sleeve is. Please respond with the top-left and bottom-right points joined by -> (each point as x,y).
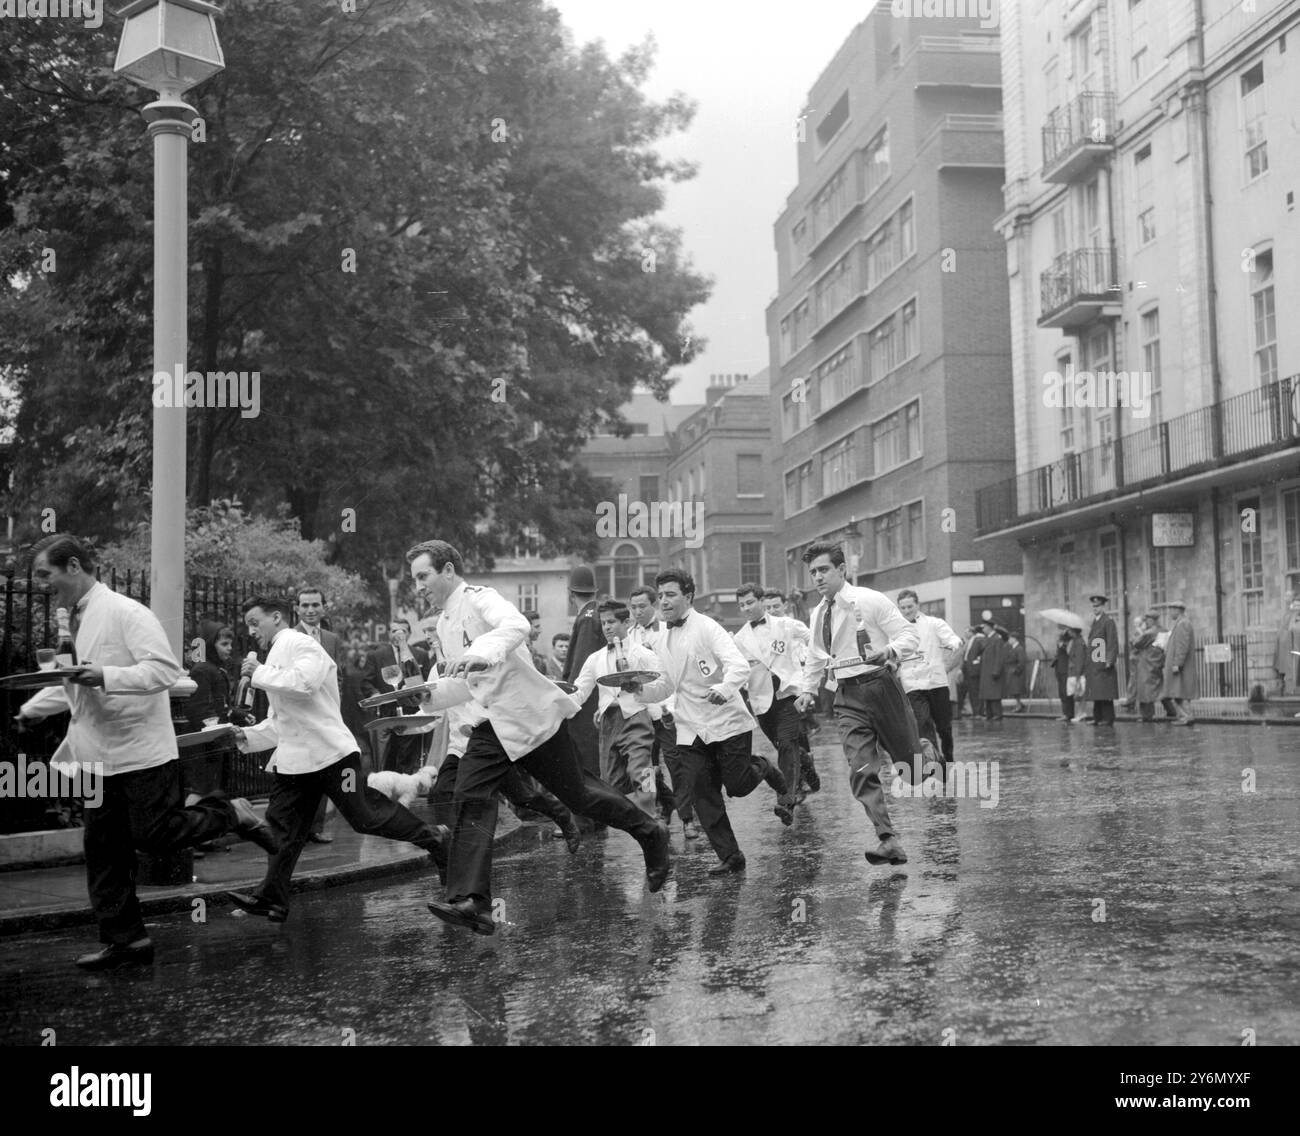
100,604 -> 183,695
252,635 -> 329,698
466,588 -> 530,665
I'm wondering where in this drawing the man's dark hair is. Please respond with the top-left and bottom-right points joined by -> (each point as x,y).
654,569 -> 695,599
297,585 -> 326,603
404,539 -> 464,576
738,582 -> 765,602
629,585 -> 658,604
522,610 -> 541,622
389,617 -> 411,631
31,534 -> 96,572
897,588 -> 919,604
596,599 -> 630,622
801,541 -> 845,568
552,632 -> 571,646
241,595 -> 294,621
762,589 -> 786,601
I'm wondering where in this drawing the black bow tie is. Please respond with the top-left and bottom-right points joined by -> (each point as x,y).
666,617 -> 687,629
750,616 -> 767,627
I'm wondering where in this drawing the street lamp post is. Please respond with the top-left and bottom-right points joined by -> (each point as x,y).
113,0 -> 225,658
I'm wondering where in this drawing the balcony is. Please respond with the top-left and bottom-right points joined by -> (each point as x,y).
918,113 -> 1004,169
974,376 -> 1300,536
1041,92 -> 1116,183
1039,247 -> 1120,329
907,35 -> 1002,89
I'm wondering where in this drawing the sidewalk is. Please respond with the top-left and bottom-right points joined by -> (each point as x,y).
998,696 -> 1300,725
0,800 -> 559,937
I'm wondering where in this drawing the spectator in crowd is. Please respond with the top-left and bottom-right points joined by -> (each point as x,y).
957,625 -> 986,720
1006,631 -> 1028,713
1053,625 -> 1086,721
363,619 -> 431,775
1161,601 -> 1197,726
1132,612 -> 1166,722
549,632 -> 570,675
977,621 -> 1008,721
561,566 -> 604,785
522,610 -> 553,675
1273,596 -> 1300,707
184,623 -> 237,799
1083,595 -> 1120,726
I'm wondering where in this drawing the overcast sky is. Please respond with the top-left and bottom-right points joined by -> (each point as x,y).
548,0 -> 873,405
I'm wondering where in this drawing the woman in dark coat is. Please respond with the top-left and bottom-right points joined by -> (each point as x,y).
1131,613 -> 1165,721
184,624 -> 237,800
977,621 -> 1008,720
1053,626 -> 1086,720
1006,633 -> 1028,712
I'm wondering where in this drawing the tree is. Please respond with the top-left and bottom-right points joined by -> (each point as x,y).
0,0 -> 710,597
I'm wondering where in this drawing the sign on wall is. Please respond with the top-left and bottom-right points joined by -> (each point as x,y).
1152,512 -> 1195,547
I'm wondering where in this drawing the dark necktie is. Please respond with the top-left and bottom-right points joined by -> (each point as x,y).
821,605 -> 833,654
750,616 -> 767,628
667,617 -> 687,629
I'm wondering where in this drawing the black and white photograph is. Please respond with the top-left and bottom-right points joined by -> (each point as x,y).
0,0 -> 1296,1081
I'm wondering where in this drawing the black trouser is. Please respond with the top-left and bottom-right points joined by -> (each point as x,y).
1092,699 -> 1116,724
906,686 -> 953,765
651,717 -> 693,823
1060,694 -> 1076,718
430,750 -> 575,836
680,731 -> 771,863
446,722 -> 660,908
85,761 -> 240,946
833,672 -> 920,840
755,696 -> 802,807
255,752 -> 442,909
982,697 -> 1004,720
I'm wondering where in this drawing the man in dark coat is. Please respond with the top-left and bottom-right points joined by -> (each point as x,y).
1161,601 -> 1198,725
362,619 -> 431,774
1006,632 -> 1028,712
976,621 -> 1008,720
957,626 -> 986,720
1132,612 -> 1165,721
560,565 -> 604,781
1083,594 -> 1120,726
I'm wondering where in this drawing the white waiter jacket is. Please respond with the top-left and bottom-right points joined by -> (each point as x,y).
19,582 -> 181,776
237,627 -> 358,774
432,581 -> 580,761
572,639 -> 661,722
733,614 -> 810,715
897,613 -> 963,693
635,609 -> 756,745
799,583 -> 919,696
626,621 -> 674,721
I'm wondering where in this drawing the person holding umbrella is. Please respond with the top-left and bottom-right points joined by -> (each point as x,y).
1083,594 -> 1120,726
1050,621 -> 1086,721
1131,612 -> 1166,721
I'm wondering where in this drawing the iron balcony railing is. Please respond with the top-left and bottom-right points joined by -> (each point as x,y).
1042,91 -> 1117,171
975,374 -> 1300,535
1039,247 -> 1117,320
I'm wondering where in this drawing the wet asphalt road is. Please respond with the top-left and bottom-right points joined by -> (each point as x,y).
1,718 -> 1297,1045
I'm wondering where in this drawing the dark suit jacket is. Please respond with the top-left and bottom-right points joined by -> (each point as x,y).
295,622 -> 342,665
561,600 -> 604,775
361,642 -> 432,706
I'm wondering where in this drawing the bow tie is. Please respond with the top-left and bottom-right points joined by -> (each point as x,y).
749,617 -> 767,627
666,617 -> 687,629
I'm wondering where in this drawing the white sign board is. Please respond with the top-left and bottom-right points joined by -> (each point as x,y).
951,560 -> 985,574
1152,512 -> 1195,547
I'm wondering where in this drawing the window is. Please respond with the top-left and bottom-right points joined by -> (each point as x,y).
814,251 -> 858,327
874,509 -> 901,569
866,221 -> 897,289
812,162 -> 853,243
1070,16 -> 1094,87
1140,309 -> 1162,421
901,299 -> 918,360
779,298 -> 811,362
1130,0 -> 1149,81
864,127 -> 890,197
791,218 -> 808,264
920,599 -> 945,619
740,542 -> 763,583
1239,495 -> 1264,626
814,341 -> 859,411
906,501 -> 925,562
613,542 -> 641,601
782,383 -> 812,438
736,454 -> 764,496
1284,487 -> 1300,596
1148,542 -> 1167,607
899,199 -> 915,259
820,434 -> 856,497
1251,250 -> 1276,386
784,460 -> 817,514
1100,531 -> 1120,611
872,400 -> 922,475
1051,207 -> 1068,256
1060,540 -> 1076,612
817,91 -> 849,148
516,584 -> 538,612
1135,146 -> 1155,244
1242,63 -> 1268,180
639,475 -> 659,502
867,310 -> 899,380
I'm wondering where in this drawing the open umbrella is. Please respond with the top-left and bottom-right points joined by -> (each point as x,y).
1038,608 -> 1085,630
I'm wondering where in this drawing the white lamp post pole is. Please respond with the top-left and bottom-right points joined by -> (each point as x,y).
114,0 -> 225,659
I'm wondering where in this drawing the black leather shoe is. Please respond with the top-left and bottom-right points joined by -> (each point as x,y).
642,821 -> 672,893
427,898 -> 495,935
230,797 -> 280,855
75,939 -> 154,970
707,853 -> 746,876
560,816 -> 583,854
802,767 -> 821,793
306,831 -> 333,844
773,801 -> 794,826
226,890 -> 288,922
864,836 -> 908,865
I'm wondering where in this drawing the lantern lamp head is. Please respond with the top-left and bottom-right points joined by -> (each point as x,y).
114,0 -> 224,99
